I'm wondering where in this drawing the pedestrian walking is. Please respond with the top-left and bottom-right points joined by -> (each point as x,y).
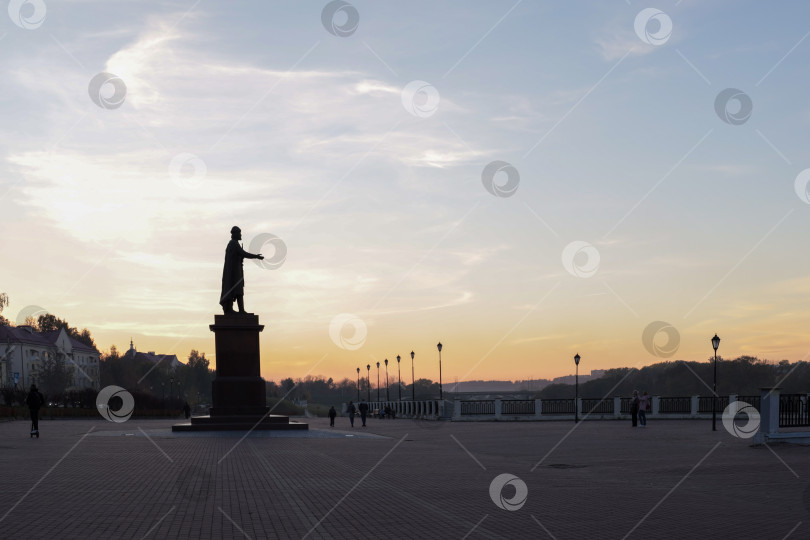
347,401 -> 356,427
183,402 -> 191,419
638,391 -> 650,427
358,400 -> 369,427
630,390 -> 640,427
26,384 -> 45,438
328,405 -> 337,427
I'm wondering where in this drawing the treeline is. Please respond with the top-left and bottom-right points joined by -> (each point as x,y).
5,310 -> 96,349
537,356 -> 810,399
100,347 -> 214,408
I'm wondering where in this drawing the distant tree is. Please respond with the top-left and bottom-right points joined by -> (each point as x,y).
266,380 -> 280,398
35,313 -> 69,332
176,349 -> 213,405
0,293 -> 9,326
187,349 -> 209,369
36,353 -> 74,399
281,378 -> 296,395
75,328 -> 96,348
33,313 -> 96,349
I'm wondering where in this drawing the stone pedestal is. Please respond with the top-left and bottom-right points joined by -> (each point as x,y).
209,314 -> 268,416
172,313 -> 307,432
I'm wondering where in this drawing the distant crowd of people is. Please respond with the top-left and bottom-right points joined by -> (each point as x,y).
328,400 -> 395,428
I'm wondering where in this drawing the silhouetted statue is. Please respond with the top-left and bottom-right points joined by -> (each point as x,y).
220,226 -> 264,314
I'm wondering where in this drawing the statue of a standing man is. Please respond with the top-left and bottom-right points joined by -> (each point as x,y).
220,226 -> 264,314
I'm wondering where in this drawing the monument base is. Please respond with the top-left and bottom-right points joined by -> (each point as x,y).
172,414 -> 307,432
171,312 -> 308,432
210,376 -> 268,416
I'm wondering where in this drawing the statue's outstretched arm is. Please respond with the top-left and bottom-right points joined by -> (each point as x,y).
237,244 -> 264,259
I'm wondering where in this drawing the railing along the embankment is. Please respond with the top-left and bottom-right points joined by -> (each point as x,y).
341,392 -> 809,425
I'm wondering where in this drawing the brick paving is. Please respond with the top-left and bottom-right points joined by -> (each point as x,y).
0,416 -> 808,539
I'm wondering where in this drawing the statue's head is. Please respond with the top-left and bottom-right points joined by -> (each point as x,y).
230,226 -> 242,240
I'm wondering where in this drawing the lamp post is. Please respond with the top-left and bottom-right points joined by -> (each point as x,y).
356,367 -> 360,401
384,359 -> 389,401
397,355 -> 402,401
711,334 -> 720,432
437,342 -> 443,400
170,377 -> 174,406
410,351 -> 415,401
376,361 -> 380,402
161,382 -> 165,407
574,353 -> 581,423
366,364 -> 371,402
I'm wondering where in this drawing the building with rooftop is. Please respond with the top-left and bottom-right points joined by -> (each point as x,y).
123,339 -> 182,369
0,325 -> 100,390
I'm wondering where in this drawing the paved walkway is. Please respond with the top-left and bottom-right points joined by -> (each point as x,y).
0,416 -> 807,539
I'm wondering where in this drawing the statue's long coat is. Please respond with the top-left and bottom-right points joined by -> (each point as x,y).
220,240 -> 256,304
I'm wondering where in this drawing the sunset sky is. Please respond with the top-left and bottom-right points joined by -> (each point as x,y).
3,1 -> 810,384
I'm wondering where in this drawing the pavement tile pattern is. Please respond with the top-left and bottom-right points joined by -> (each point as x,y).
0,416 -> 807,539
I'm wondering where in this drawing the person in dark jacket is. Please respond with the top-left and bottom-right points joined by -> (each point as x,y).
630,390 -> 640,427
346,401 -> 356,427
358,400 -> 369,427
26,384 -> 45,436
183,402 -> 191,419
328,405 -> 337,427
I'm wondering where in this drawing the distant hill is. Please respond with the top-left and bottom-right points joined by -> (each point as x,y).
536,357 -> 809,399
447,371 -> 606,393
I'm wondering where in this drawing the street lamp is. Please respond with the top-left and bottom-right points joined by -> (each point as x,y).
376,361 -> 380,402
574,353 -> 581,423
712,334 -> 720,432
170,377 -> 174,405
366,364 -> 371,402
410,351 -> 415,401
356,367 -> 360,401
396,355 -> 402,401
161,382 -> 165,407
437,342 -> 443,400
384,359 -> 389,401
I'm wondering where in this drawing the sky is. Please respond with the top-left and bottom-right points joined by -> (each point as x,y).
3,0 -> 810,384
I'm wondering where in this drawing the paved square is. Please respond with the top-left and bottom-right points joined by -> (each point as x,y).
0,416 -> 807,539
